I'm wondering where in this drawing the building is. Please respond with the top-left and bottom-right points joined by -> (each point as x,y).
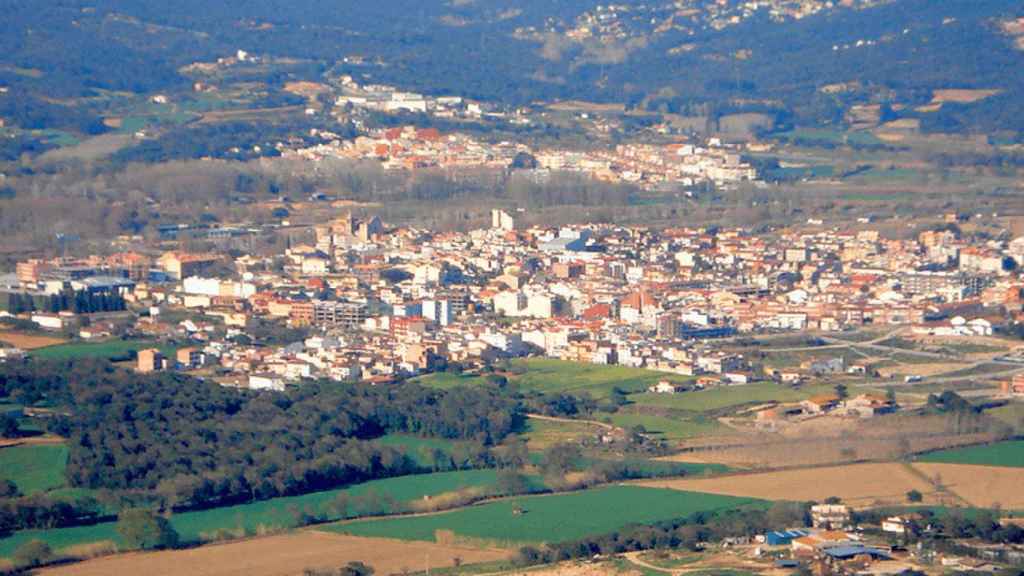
648,380 -> 687,394
312,300 -> 368,328
176,347 -> 204,369
137,348 -> 165,373
811,504 -> 852,530
491,209 -> 515,231
157,252 -> 221,280
764,529 -> 811,547
249,373 -> 286,392
1001,373 -> 1024,397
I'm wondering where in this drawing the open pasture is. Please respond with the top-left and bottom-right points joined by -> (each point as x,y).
917,440 -> 1024,468
330,486 -> 761,545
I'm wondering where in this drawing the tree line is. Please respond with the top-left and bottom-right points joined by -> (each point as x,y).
0,360 -> 523,513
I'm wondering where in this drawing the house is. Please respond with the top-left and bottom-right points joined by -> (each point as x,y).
882,516 -> 911,534
176,347 -> 204,369
648,380 -> 687,394
801,394 -> 840,415
1001,373 -> 1024,397
841,394 -> 897,418
803,357 -> 845,375
137,348 -> 165,373
248,373 -> 286,392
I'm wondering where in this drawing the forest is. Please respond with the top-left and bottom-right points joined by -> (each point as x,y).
1,0 -> 1022,139
0,360 -> 523,514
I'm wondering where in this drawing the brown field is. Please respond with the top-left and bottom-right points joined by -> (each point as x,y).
198,106 -> 305,124
547,100 -> 626,114
932,89 -> 1001,104
666,413 -> 998,469
0,331 -> 66,349
638,463 -> 938,508
40,532 -> 511,576
911,463 -> 1024,509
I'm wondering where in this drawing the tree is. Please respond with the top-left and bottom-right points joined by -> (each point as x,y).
0,413 -> 20,438
0,479 -> 20,498
834,384 -> 849,401
13,539 -> 52,568
906,489 -> 923,503
116,508 -> 180,550
495,469 -> 530,495
541,443 -> 583,476
339,561 -> 375,576
886,387 -> 897,405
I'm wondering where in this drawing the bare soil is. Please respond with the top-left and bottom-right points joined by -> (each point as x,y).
0,331 -> 66,349
39,532 -> 511,576
638,463 -> 938,508
911,462 -> 1024,509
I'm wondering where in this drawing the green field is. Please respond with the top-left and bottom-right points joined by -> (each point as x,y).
630,382 -> 835,413
376,434 -> 468,468
329,486 -> 761,545
31,340 -> 174,362
608,412 -> 721,440
416,360 -> 674,400
0,444 -> 68,494
519,417 -> 603,449
917,440 -> 1024,468
0,469 -> 543,558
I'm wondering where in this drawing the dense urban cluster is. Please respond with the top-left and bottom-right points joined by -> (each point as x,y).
3,211 -> 1023,403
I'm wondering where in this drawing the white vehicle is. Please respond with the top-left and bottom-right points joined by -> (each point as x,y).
904,375 -> 923,383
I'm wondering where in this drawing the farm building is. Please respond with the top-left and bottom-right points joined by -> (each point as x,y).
792,531 -> 854,555
764,529 -> 811,546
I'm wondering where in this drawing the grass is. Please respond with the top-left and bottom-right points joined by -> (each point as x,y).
0,469 -> 542,559
637,551 -> 703,569
607,412 -> 721,440
376,434 -> 465,468
917,440 -> 1024,468
416,359 -> 674,400
630,383 -> 835,413
328,486 -> 763,545
0,444 -> 69,494
31,340 -> 175,362
519,418 -> 603,450
987,402 -> 1024,429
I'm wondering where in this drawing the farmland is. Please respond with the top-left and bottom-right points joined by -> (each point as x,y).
30,340 -> 174,362
911,463 -> 1024,509
917,440 -> 1024,468
0,444 -> 68,494
639,463 -> 938,508
607,412 -> 721,441
416,359 -> 672,399
37,532 -> 511,576
0,469 -> 541,559
629,382 -> 836,413
329,486 -> 762,545
519,417 -> 605,450
0,331 -> 66,350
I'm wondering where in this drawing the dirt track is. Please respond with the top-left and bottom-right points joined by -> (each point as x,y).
39,532 -> 511,576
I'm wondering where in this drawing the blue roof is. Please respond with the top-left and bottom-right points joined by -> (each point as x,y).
823,545 -> 891,560
767,529 -> 810,538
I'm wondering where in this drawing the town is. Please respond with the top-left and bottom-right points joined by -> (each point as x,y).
3,209 -> 1024,399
